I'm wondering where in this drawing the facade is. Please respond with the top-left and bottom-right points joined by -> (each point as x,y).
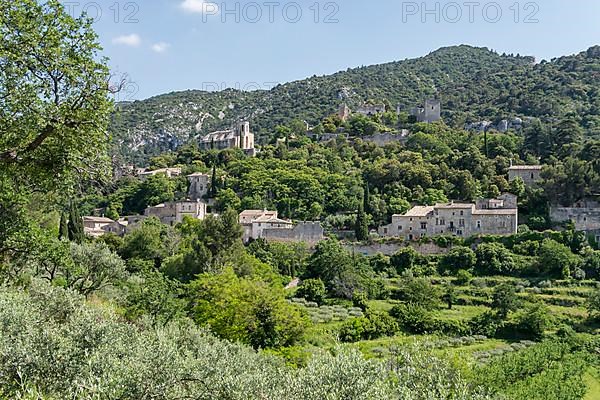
188,172 -> 210,200
199,122 -> 255,155
145,200 -> 208,226
262,222 -> 325,246
550,199 -> 600,232
378,194 -> 518,240
83,216 -> 116,238
238,210 -> 293,243
138,168 -> 182,180
508,165 -> 543,187
410,99 -> 441,123
355,104 -> 386,116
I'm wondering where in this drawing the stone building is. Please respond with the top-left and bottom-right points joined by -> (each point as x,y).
199,122 -> 255,155
358,131 -> 410,146
409,99 -> 441,123
355,104 -> 386,116
378,194 -> 518,240
83,216 -> 116,238
188,172 -> 210,200
138,168 -> 182,180
145,200 -> 208,226
550,199 -> 600,232
239,210 -> 293,243
508,165 -> 543,187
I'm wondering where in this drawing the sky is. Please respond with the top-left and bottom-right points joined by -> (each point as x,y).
64,0 -> 600,100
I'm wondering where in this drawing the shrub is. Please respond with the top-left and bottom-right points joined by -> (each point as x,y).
439,247 -> 476,275
455,269 -> 473,285
475,243 -> 516,275
390,304 -> 436,334
296,278 -> 326,305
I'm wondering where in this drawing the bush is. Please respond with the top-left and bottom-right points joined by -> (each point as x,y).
397,277 -> 440,310
455,269 -> 473,285
296,279 -> 326,305
514,302 -> 553,340
475,243 -> 516,275
338,310 -> 399,342
390,304 -> 436,334
439,247 -> 476,275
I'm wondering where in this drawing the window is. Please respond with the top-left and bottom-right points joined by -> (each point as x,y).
531,173 -> 535,179
397,225 -> 403,231
421,222 -> 427,230
440,219 -> 445,226
436,218 -> 439,225
457,230 -> 463,236
477,220 -> 481,229
460,210 -> 464,216
408,234 -> 414,241
410,218 -> 413,222
459,219 -> 465,227
383,228 -> 388,234
409,227 -> 413,231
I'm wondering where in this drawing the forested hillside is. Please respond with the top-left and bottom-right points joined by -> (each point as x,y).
110,45 -> 600,163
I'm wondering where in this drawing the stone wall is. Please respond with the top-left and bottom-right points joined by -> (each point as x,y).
550,207 -> 600,231
263,222 -> 325,246
344,241 -> 450,257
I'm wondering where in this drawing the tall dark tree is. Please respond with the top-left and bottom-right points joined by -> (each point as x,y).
363,183 -> 371,215
59,212 -> 69,240
67,202 -> 84,243
209,164 -> 218,197
354,203 -> 369,242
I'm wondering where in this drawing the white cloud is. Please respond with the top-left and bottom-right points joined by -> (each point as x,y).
152,42 -> 170,53
112,34 -> 141,47
180,0 -> 219,14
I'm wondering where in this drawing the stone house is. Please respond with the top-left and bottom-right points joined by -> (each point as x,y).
409,99 -> 441,123
145,200 -> 208,226
188,172 -> 210,200
199,122 -> 255,155
378,194 -> 518,240
83,216 -> 116,238
238,210 -> 293,243
508,165 -> 543,187
138,168 -> 182,180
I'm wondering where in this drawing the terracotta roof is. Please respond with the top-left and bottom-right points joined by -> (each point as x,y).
435,203 -> 474,209
253,216 -> 293,224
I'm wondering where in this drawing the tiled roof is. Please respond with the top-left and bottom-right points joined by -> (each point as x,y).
473,209 -> 518,215
83,216 -> 115,223
403,206 -> 435,217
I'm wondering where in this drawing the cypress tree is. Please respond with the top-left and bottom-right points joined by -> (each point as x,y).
209,164 -> 218,197
67,202 -> 84,243
355,203 -> 369,242
58,212 -> 69,240
363,184 -> 371,215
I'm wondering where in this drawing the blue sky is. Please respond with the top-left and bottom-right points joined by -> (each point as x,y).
70,0 -> 600,100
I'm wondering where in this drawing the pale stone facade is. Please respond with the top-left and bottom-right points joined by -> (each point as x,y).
355,104 -> 386,116
145,200 -> 208,226
199,122 -> 255,155
138,168 -> 182,180
262,221 -> 325,246
378,194 -> 518,240
508,165 -> 543,187
409,99 -> 441,123
188,172 -> 210,200
239,210 -> 293,243
550,199 -> 600,232
83,216 -> 116,238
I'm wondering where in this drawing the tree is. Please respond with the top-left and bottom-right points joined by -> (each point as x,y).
491,284 -> 519,319
538,239 -> 582,278
586,289 -> 600,320
354,203 -> 369,241
442,285 -> 458,310
215,188 -> 242,212
67,202 -> 84,244
296,279 -> 326,304
515,301 -> 552,339
390,247 -> 420,274
67,242 -> 127,297
400,277 -> 439,311
58,212 -> 69,240
509,176 -> 526,198
475,243 -> 516,275
439,246 -> 476,275
0,0 -> 114,183
188,267 -> 309,349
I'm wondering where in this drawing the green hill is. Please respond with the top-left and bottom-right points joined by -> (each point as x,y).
110,45 -> 600,164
